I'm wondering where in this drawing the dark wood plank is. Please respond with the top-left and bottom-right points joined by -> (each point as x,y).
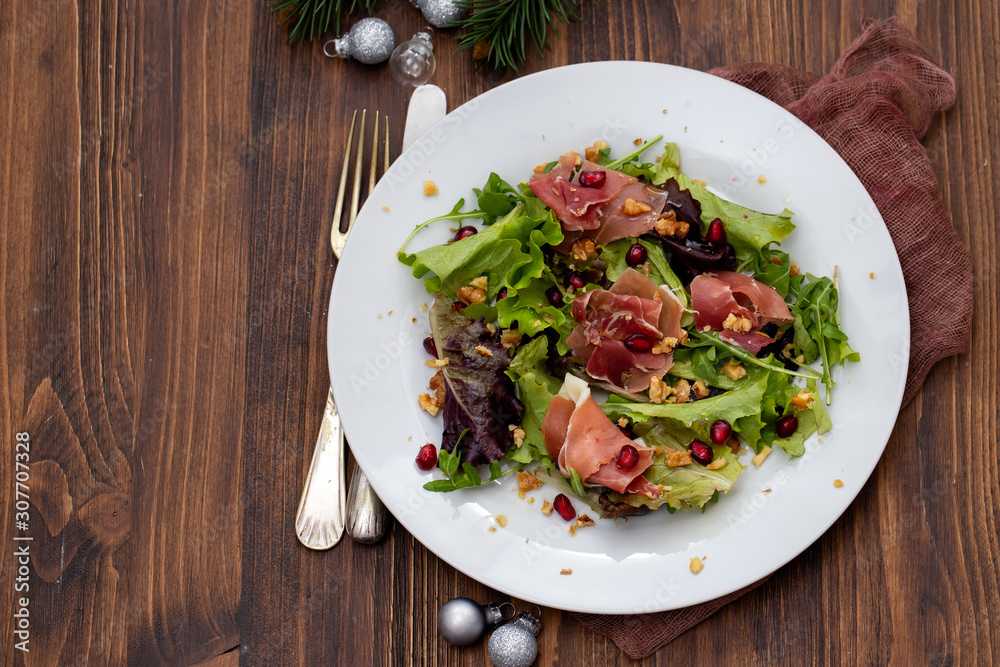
1,0 -> 996,665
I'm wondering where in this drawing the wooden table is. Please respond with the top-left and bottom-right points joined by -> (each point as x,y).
2,0 -> 997,664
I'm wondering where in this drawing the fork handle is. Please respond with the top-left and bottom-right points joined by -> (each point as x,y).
346,465 -> 388,543
295,389 -> 346,550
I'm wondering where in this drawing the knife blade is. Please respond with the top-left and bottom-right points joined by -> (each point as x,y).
342,86 -> 448,543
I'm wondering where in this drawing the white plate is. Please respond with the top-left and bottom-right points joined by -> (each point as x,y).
329,62 -> 908,614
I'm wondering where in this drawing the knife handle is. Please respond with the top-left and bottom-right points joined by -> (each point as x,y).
346,464 -> 388,543
295,388 -> 346,550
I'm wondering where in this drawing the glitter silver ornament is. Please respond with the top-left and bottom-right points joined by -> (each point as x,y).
410,0 -> 469,28
437,597 -> 512,646
487,611 -> 541,667
390,29 -> 436,87
324,18 -> 395,65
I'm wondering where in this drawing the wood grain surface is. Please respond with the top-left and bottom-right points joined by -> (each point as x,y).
1,0 -> 996,664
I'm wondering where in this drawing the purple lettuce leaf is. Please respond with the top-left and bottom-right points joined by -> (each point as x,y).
429,296 -> 523,466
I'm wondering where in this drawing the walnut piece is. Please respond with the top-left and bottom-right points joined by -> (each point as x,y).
495,514 -> 508,528
790,262 -> 801,276
469,276 -> 489,291
752,445 -> 772,469
511,426 -> 525,448
541,499 -> 554,516
576,514 -> 595,528
672,379 -> 691,403
516,470 -> 543,498
571,238 -> 596,261
423,180 -> 439,196
533,163 -> 548,174
622,198 -> 653,216
689,557 -> 704,574
648,375 -> 671,404
424,358 -> 449,368
653,210 -> 690,238
722,312 -> 753,333
721,360 -> 747,380
418,393 -> 440,416
475,345 -> 494,358
652,336 -> 679,355
456,285 -> 486,304
560,568 -> 573,575
692,380 -> 710,399
500,329 -> 523,349
429,371 -> 446,405
790,389 -> 814,410
665,450 -> 694,467
834,479 -> 845,488
706,458 -> 727,470
585,140 -> 609,162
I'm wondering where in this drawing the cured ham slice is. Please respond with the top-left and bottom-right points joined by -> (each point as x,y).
541,375 -> 659,495
690,271 -> 793,331
528,155 -> 635,233
589,183 -> 668,245
720,330 -> 775,354
568,269 -> 685,393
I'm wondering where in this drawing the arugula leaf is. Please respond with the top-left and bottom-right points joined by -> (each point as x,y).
605,421 -> 744,511
504,337 -> 560,464
751,249 -> 792,298
600,237 -> 689,309
604,135 -> 663,171
688,330 -> 822,380
666,355 -> 737,390
424,443 -> 525,493
651,142 -> 795,262
472,172 -> 520,222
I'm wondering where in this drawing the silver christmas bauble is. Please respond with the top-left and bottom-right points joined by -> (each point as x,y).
437,598 -> 508,646
487,612 -> 541,667
411,0 -> 469,28
327,18 -> 395,65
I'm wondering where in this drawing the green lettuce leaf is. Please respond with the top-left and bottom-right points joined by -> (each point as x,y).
504,337 -> 560,464
651,142 -> 795,262
600,237 -> 689,309
770,380 -> 832,457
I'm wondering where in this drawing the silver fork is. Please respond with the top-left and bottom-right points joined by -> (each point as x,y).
295,110 -> 390,549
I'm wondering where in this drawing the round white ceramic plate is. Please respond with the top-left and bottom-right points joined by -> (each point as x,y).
329,62 -> 909,614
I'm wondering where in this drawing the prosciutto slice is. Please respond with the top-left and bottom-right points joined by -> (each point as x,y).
551,182 -> 670,252
541,375 -> 658,495
720,330 -> 775,354
528,155 -> 635,232
567,269 -> 685,393
690,271 -> 793,331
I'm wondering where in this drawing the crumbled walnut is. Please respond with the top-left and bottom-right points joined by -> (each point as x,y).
653,290 -> 662,300
654,210 -> 690,238
560,568 -> 573,575
666,450 -> 694,467
790,263 -> 801,276
633,138 -> 643,146
571,238 -> 596,260
576,514 -> 595,527
429,371 -> 446,405
790,389 -> 814,410
495,514 -> 508,528
692,380 -> 710,399
585,140 -> 608,162
456,285 -> 486,304
475,345 -> 494,358
516,470 -> 543,498
706,458 -> 727,470
722,313 -> 753,333
642,262 -> 651,277
834,479 -> 844,488
425,358 -> 449,368
541,499 -> 554,516
527,497 -> 535,504
622,198 -> 653,216
721,360 -> 747,380
382,205 -> 390,212
758,174 -> 768,184
617,417 -> 629,428
533,163 -> 548,174
418,393 -> 440,416
689,557 -> 704,574
420,303 -> 428,311
752,446 -> 772,469
652,336 -> 678,355
469,276 -> 488,290
488,526 -> 497,533
648,375 -> 672,404
692,179 -> 706,187
870,272 -> 877,279
569,524 -> 576,536
672,379 -> 691,403
770,255 -> 783,266
486,322 -> 498,334
566,150 -> 581,166
501,329 -> 523,349
511,426 -> 525,448
423,180 -> 439,196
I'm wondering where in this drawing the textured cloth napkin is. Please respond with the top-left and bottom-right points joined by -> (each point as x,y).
574,17 -> 973,658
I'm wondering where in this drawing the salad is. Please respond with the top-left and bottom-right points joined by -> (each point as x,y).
398,137 -> 859,519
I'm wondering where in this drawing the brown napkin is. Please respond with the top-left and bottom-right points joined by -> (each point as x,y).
574,17 -> 973,658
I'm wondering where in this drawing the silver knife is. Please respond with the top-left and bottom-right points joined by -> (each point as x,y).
344,85 -> 448,543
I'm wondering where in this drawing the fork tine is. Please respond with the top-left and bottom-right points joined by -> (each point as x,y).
331,110 -> 357,253
368,111 -> 379,196
348,110 -> 366,233
383,114 -> 390,176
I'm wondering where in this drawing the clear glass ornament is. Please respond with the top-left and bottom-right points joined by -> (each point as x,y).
389,28 -> 437,87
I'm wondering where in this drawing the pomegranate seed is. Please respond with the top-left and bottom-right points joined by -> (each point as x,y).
624,334 -> 654,353
618,425 -> 634,439
617,444 -> 640,470
415,443 -> 438,471
567,272 -> 586,289
578,170 -> 607,188
776,414 -> 799,438
453,301 -> 464,312
709,419 -> 733,445
422,336 -> 437,357
454,226 -> 478,241
496,287 -> 507,300
706,219 -> 727,245
689,439 -> 714,466
625,243 -> 648,267
545,286 -> 564,308
552,493 -> 576,521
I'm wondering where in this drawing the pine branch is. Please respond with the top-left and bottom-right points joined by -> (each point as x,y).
450,0 -> 590,73
268,0 -> 377,44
